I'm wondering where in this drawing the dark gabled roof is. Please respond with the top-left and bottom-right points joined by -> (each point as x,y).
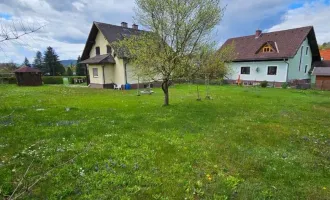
80,54 -> 115,64
14,66 -> 41,73
221,26 -> 321,62
81,22 -> 147,60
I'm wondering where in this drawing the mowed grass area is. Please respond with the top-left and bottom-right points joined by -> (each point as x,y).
0,84 -> 329,199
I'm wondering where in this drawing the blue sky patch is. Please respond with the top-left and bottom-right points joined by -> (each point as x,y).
0,13 -> 12,20
289,2 -> 304,9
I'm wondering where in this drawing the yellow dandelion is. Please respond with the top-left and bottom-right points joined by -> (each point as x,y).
323,187 -> 326,190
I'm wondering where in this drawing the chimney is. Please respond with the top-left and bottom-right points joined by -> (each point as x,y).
132,24 -> 138,30
255,29 -> 262,38
121,22 -> 128,28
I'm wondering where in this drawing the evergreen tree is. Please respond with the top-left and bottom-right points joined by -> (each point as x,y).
43,47 -> 63,76
23,57 -> 30,67
76,55 -> 86,76
33,51 -> 44,71
66,67 -> 73,76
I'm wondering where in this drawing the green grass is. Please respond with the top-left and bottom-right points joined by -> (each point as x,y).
0,84 -> 329,199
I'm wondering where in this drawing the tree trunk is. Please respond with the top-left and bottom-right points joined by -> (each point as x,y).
162,79 -> 169,106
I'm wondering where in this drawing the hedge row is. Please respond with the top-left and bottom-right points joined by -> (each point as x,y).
1,77 -> 17,84
42,76 -> 87,84
42,76 -> 63,84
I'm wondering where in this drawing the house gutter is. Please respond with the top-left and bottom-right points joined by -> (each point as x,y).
124,58 -> 128,84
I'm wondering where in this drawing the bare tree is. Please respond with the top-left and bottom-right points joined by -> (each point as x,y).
0,20 -> 45,43
114,0 -> 226,106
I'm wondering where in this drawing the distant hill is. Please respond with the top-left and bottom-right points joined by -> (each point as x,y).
60,60 -> 77,67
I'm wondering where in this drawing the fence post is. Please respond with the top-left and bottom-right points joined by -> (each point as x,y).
321,80 -> 324,90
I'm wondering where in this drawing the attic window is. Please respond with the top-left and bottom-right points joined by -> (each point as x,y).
107,45 -> 112,54
262,44 -> 274,53
96,47 -> 100,55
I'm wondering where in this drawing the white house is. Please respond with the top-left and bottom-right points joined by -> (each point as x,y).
221,26 -> 321,87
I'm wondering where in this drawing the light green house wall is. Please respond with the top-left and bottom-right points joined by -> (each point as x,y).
226,37 -> 313,84
287,38 -> 312,81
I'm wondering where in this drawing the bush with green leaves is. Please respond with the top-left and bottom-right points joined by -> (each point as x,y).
281,82 -> 288,89
42,76 -> 63,84
260,81 -> 268,88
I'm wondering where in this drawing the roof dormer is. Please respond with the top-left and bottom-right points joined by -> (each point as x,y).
256,41 -> 278,54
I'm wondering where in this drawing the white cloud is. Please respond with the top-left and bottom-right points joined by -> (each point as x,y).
2,0 -> 326,64
215,0 -> 301,46
72,1 -> 85,11
0,0 -> 135,63
267,1 -> 330,44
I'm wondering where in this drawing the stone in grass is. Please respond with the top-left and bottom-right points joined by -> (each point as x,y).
282,153 -> 288,159
65,107 -> 78,112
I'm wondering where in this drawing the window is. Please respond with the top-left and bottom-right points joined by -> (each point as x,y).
299,46 -> 304,71
107,45 -> 112,54
262,44 -> 274,53
241,67 -> 250,74
305,47 -> 309,55
305,65 -> 308,73
93,68 -> 98,77
267,66 -> 277,75
95,47 -> 100,55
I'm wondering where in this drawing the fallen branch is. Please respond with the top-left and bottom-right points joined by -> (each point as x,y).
8,160 -> 34,200
0,110 -> 14,119
12,142 -> 92,200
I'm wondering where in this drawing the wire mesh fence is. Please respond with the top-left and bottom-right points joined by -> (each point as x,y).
0,73 -> 16,84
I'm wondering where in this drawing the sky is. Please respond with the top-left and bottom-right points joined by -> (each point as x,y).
0,0 -> 329,64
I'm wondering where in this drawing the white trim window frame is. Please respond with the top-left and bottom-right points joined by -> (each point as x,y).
93,68 -> 99,78
240,66 -> 251,75
267,65 -> 278,76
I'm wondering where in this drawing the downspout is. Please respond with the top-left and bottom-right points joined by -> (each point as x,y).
102,65 -> 105,87
124,58 -> 128,85
284,58 -> 289,82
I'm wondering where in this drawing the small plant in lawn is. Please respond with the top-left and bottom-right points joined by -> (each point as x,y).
281,82 -> 289,89
260,80 -> 268,88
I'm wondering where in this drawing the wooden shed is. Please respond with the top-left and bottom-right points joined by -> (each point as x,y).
312,61 -> 330,90
14,66 -> 42,86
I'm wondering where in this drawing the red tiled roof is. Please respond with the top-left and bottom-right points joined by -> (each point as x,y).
320,49 -> 330,60
221,26 -> 320,62
14,66 -> 41,73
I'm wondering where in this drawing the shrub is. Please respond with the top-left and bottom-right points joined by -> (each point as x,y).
260,81 -> 268,88
0,77 -> 16,84
281,82 -> 288,89
43,76 -> 63,84
7,77 -> 17,84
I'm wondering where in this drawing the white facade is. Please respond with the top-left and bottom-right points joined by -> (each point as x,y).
226,38 -> 312,83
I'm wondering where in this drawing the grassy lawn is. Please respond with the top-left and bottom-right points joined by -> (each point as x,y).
0,84 -> 329,199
